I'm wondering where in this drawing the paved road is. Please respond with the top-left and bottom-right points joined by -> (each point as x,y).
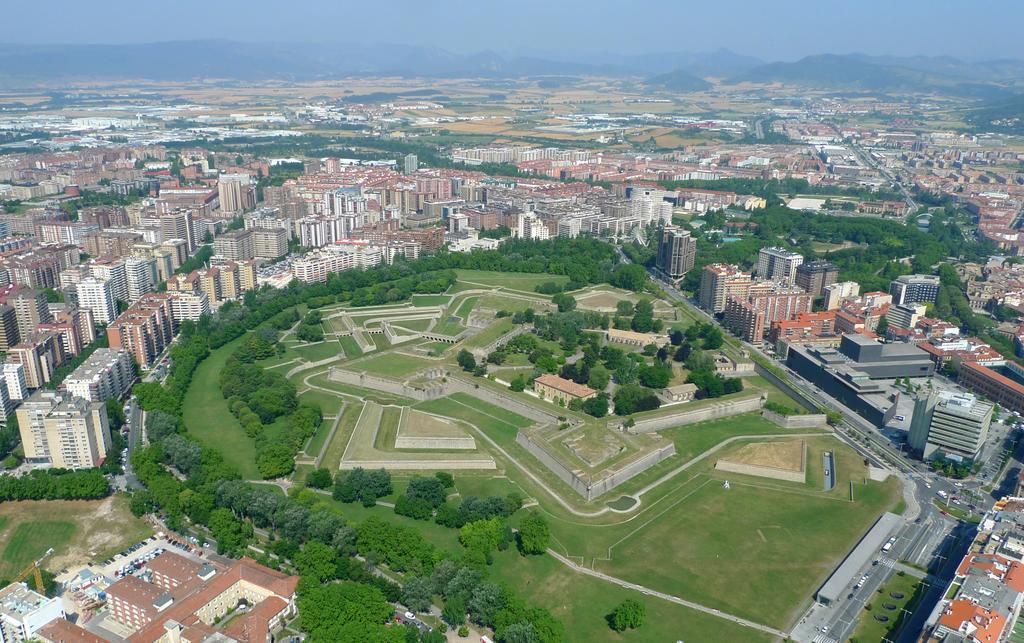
546,549 -> 790,638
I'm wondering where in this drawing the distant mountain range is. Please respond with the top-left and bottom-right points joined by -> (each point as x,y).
0,41 -> 1023,99
727,54 -> 1024,97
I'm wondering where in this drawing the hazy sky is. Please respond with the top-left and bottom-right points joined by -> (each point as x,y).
9,0 -> 1024,61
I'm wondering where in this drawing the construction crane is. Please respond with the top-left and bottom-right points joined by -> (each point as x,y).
13,548 -> 54,593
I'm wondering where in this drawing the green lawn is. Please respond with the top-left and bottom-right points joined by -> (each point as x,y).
355,353 -> 433,378
489,549 -> 773,643
390,318 -> 433,333
414,394 -> 532,445
304,372 -> 416,406
298,388 -> 346,417
2,520 -> 76,576
849,572 -> 925,642
451,296 -> 479,321
302,415 -> 333,458
538,437 -> 900,629
338,335 -> 363,359
374,406 -> 403,450
462,318 -> 515,350
319,402 -> 364,471
183,335 -> 260,479
293,340 -> 344,362
410,294 -> 451,307
453,269 -> 569,293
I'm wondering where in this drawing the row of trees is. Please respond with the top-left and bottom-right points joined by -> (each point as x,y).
0,469 -> 109,501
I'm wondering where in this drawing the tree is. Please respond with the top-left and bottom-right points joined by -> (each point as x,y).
552,293 -> 576,313
587,365 -> 610,391
517,512 -> 549,555
610,264 -> 647,292
615,300 -> 635,317
631,300 -> 654,332
638,363 -> 672,389
256,444 -> 295,479
609,599 -> 645,632
509,374 -> 527,392
306,468 -> 333,489
294,540 -> 338,582
145,410 -> 179,442
402,576 -> 434,613
876,315 -> 890,337
435,471 -> 455,488
457,349 -> 477,372
581,395 -> 609,418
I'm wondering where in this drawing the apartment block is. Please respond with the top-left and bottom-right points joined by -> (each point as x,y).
107,294 -> 174,368
794,260 -> 838,296
698,263 -> 753,314
8,331 -> 65,388
76,277 -> 117,325
756,247 -> 804,285
889,273 -> 941,306
16,389 -> 111,469
656,225 -> 696,281
213,229 -> 254,261
252,227 -> 288,259
62,348 -> 135,403
824,281 -> 861,310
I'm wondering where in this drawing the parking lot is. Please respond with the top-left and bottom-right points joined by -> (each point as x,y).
95,534 -> 208,580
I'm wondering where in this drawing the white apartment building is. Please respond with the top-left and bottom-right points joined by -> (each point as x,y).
75,278 -> 117,325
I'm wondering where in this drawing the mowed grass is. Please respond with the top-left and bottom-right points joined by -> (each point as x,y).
462,318 -> 515,349
489,548 -> 773,643
355,352 -> 433,378
414,394 -> 532,445
293,340 -> 344,362
2,520 -> 75,577
579,439 -> 900,629
453,269 -> 569,293
320,402 -> 364,471
410,294 -> 452,306
338,335 -> 363,359
849,572 -> 924,642
298,388 -> 345,417
183,335 -> 259,479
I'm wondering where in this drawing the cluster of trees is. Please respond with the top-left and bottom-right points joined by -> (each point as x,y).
0,469 -> 109,501
609,599 -> 646,632
456,349 -> 486,376
332,467 -> 393,506
613,299 -> 662,334
295,310 -> 325,343
668,202 -> 990,295
684,351 -> 743,399
764,401 -> 804,416
220,338 -> 321,479
402,558 -> 564,641
394,474 -> 452,520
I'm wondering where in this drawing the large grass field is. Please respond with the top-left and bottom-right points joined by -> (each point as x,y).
183,335 -> 260,479
292,340 -> 344,362
452,269 -> 569,293
534,436 -> 899,629
320,401 -> 363,471
338,335 -> 363,359
489,548 -> 773,643
354,352 -> 433,378
0,496 -> 153,578
462,318 -> 515,349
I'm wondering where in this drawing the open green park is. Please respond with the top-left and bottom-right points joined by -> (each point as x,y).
174,268 -> 901,640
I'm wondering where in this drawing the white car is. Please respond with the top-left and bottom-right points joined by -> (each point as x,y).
404,611 -> 416,620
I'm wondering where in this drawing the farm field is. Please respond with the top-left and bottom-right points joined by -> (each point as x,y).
0,496 -> 153,578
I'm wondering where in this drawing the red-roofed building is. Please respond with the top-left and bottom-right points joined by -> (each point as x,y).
935,599 -> 1007,643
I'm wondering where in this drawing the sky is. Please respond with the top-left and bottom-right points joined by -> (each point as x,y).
9,0 -> 1024,61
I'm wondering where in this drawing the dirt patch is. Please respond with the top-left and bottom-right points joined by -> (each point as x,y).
721,440 -> 805,473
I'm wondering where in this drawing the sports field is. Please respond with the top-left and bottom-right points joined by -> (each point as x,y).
0,496 -> 153,578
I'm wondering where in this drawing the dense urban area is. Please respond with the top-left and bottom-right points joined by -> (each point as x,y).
2,22 -> 1024,643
